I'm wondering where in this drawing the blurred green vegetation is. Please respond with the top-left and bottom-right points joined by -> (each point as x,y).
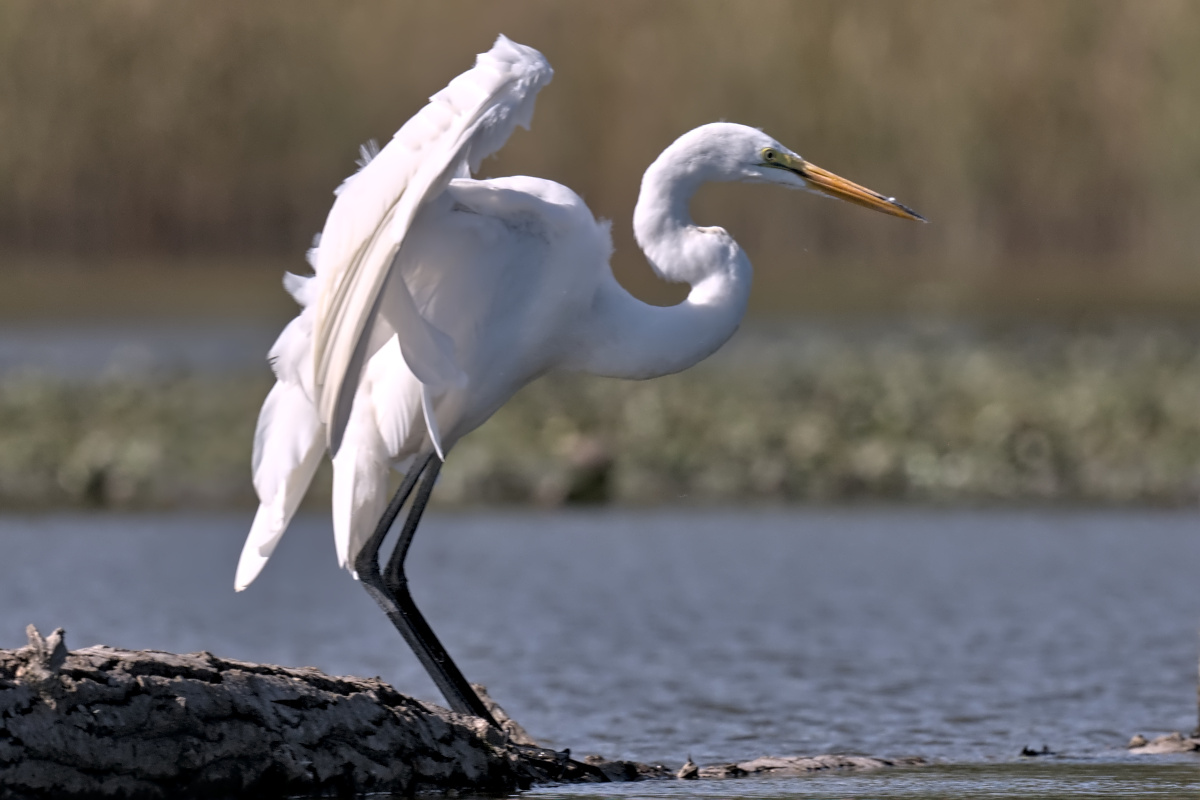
4,324 -> 1200,510
2,1 -> 1200,314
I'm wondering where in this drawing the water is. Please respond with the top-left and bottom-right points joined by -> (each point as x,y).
2,508 -> 1199,798
0,320 -> 846,378
0,318 -> 1095,378
532,762 -> 1200,799
0,322 -> 276,377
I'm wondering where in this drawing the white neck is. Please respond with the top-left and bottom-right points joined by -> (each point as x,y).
574,140 -> 753,380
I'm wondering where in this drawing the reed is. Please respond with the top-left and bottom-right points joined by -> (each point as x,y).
2,1 -> 1199,311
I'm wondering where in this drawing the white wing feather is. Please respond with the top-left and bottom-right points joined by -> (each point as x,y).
330,336 -> 419,571
312,35 -> 553,454
236,36 -> 553,590
236,286 -> 325,591
235,382 -> 324,590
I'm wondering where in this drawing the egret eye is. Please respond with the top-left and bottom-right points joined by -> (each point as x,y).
764,149 -> 776,162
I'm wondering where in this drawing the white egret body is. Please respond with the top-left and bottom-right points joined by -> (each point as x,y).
236,35 -> 923,724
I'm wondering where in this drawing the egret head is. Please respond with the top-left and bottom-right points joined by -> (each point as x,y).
671,123 -> 926,223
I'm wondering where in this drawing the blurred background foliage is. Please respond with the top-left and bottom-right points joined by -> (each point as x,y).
1,1 -> 1199,509
5,324 -> 1200,510
3,0 -> 1200,315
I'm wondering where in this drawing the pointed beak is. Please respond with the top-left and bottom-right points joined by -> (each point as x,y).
777,153 -> 927,222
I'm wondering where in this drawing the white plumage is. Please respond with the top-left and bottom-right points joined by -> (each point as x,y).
236,34 -> 923,595
237,36 -> 557,589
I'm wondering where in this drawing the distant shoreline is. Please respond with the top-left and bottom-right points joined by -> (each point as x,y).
0,319 -> 1197,510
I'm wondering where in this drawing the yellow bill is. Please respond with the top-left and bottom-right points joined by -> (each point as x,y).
772,150 -> 926,222
801,161 -> 926,222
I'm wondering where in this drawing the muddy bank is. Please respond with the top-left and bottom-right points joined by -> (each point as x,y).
0,626 -> 921,798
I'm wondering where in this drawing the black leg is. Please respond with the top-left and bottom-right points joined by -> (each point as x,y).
353,453 -> 498,727
354,453 -> 432,573
380,455 -> 438,594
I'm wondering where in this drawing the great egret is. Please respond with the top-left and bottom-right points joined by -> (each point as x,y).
235,35 -> 924,726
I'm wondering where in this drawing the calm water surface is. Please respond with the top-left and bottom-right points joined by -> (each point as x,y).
2,508 -> 1199,798
0,322 -> 277,377
0,319 -> 1034,378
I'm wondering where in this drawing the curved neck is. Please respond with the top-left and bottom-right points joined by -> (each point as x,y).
574,150 -> 752,380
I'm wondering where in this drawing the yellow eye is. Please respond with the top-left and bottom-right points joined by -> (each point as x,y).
763,149 -> 777,162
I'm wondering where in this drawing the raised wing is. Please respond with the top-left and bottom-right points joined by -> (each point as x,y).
311,35 -> 553,454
